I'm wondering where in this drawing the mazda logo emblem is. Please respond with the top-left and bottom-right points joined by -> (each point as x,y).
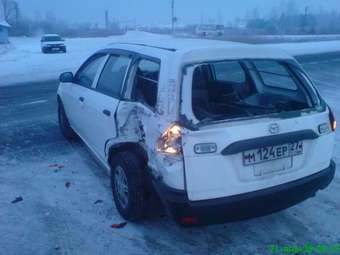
269,123 -> 280,134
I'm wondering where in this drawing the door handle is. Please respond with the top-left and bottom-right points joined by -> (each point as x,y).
79,97 -> 85,102
102,109 -> 111,116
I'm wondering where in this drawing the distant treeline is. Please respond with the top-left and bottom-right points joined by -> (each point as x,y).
243,1 -> 340,35
3,0 -> 124,37
3,0 -> 340,37
245,10 -> 340,35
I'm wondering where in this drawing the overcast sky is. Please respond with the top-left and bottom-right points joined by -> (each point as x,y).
16,0 -> 340,26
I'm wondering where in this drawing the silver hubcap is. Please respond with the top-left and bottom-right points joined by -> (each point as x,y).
114,166 -> 129,209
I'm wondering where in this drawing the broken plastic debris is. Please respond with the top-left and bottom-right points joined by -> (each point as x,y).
94,200 -> 103,204
48,164 -> 64,169
11,197 -> 23,204
111,222 -> 127,229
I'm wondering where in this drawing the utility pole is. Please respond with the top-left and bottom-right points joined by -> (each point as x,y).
105,10 -> 109,30
302,6 -> 308,33
171,0 -> 175,34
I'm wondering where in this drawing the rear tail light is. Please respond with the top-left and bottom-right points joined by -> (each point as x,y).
180,216 -> 199,225
329,107 -> 336,131
156,124 -> 182,155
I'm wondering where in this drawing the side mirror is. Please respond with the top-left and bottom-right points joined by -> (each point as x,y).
59,72 -> 74,83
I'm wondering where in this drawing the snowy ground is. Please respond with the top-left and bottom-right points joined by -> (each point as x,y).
0,37 -> 115,86
1,33 -> 340,87
1,55 -> 340,254
1,33 -> 340,254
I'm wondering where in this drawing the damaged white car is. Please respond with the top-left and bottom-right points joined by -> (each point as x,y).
57,38 -> 336,225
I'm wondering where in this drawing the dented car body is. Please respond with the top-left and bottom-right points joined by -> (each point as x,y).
57,38 -> 336,225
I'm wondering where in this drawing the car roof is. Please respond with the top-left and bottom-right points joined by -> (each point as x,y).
43,34 -> 60,37
102,32 -> 295,65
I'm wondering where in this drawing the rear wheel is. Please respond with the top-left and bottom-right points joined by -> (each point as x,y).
58,103 -> 76,140
110,152 -> 146,221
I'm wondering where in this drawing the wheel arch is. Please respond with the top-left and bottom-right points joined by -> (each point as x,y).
107,142 -> 149,168
57,95 -> 62,105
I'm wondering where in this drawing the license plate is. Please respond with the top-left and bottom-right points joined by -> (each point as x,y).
243,141 -> 303,166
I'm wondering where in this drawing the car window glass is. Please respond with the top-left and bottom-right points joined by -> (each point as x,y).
133,59 -> 160,108
96,55 -> 131,98
74,55 -> 106,88
253,60 -> 297,90
213,61 -> 245,84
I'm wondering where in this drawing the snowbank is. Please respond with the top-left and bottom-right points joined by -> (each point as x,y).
1,32 -> 340,87
0,42 -> 14,54
0,37 -> 118,86
271,40 -> 340,56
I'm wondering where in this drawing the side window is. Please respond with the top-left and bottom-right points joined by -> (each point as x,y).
253,60 -> 298,90
96,55 -> 131,98
212,61 -> 245,84
74,55 -> 106,88
133,59 -> 160,108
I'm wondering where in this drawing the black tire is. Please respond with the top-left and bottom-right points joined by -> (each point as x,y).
110,152 -> 146,221
58,103 -> 76,140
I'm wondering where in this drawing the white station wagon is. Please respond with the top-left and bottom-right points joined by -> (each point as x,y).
57,37 -> 336,225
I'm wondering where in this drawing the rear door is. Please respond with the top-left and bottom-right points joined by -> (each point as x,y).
81,53 -> 133,161
181,65 -> 335,202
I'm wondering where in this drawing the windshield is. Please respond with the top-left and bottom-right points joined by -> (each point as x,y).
43,36 -> 62,42
191,60 -> 318,122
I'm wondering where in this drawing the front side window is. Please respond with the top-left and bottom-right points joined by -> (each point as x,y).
133,59 -> 160,108
74,55 -> 106,88
96,55 -> 131,98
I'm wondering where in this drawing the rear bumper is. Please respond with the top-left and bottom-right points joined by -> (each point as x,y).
153,160 -> 336,225
43,46 -> 66,52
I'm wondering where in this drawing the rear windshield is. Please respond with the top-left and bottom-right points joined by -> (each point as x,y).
42,36 -> 62,42
191,60 -> 318,122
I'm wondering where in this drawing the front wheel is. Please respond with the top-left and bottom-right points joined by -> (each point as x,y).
110,152 -> 146,221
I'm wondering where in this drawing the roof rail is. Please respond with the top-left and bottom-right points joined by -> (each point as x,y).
111,42 -> 177,52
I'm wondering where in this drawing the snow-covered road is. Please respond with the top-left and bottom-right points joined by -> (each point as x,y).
1,56 -> 340,255
1,33 -> 340,254
1,33 -> 340,87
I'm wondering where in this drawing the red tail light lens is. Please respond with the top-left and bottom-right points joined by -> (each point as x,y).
180,216 -> 198,225
329,107 -> 336,131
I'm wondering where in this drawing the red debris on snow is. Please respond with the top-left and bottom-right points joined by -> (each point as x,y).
111,222 -> 127,229
11,197 -> 23,204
